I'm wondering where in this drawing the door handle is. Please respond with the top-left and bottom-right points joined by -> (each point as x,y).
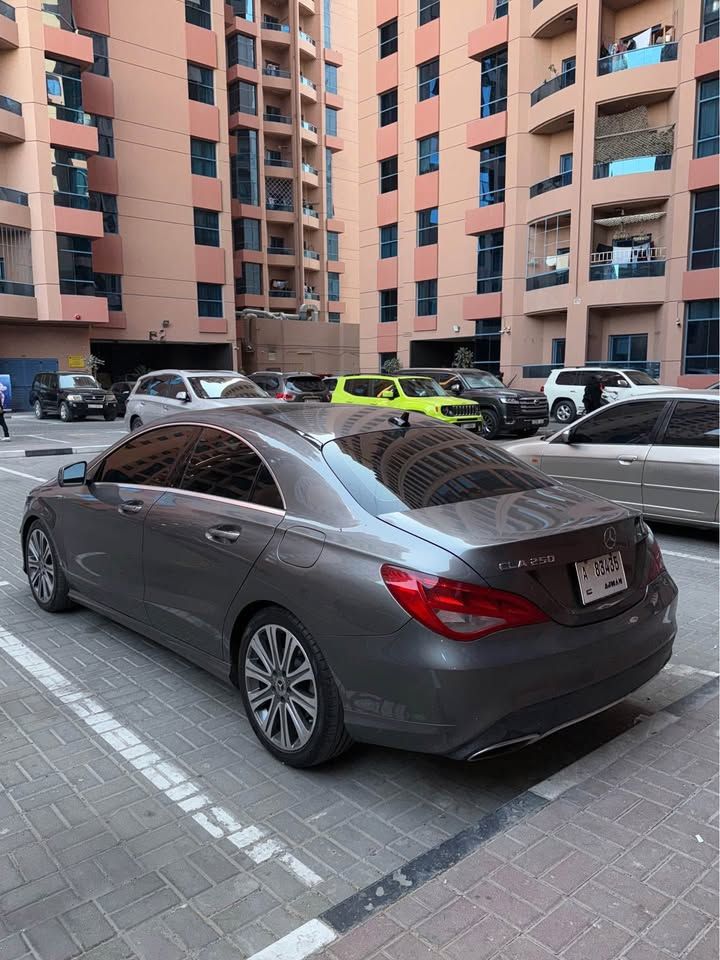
205,526 -> 241,544
617,455 -> 638,465
118,500 -> 144,515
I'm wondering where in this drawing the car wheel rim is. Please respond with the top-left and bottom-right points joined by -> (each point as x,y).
34,402 -> 41,417
481,414 -> 496,437
27,529 -> 54,604
60,406 -> 67,421
245,624 -> 317,752
556,404 -> 571,422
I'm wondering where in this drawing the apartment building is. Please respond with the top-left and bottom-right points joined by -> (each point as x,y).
0,0 -> 242,409
359,0 -> 719,389
229,0 -> 359,374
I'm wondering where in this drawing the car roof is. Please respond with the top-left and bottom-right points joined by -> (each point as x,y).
137,369 -> 242,378
342,374 -> 434,380
399,368 -> 494,375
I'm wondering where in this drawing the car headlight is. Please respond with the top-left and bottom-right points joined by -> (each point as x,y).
498,395 -> 518,404
105,394 -> 116,402
66,394 -> 83,401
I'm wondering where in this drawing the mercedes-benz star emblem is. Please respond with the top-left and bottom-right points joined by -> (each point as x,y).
603,527 -> 617,551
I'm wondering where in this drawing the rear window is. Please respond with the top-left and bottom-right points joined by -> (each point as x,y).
323,426 -> 550,516
555,372 -> 577,385
189,376 -> 268,400
287,376 -> 324,392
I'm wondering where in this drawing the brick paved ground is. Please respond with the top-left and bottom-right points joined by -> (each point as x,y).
0,452 -> 717,959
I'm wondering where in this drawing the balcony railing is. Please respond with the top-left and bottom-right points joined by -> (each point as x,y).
529,170 -> 572,198
263,112 -> 292,124
530,70 -> 575,106
268,245 -> 294,255
302,162 -> 318,175
589,248 -> 666,280
262,19 -> 290,32
301,119 -> 317,133
262,67 -> 291,79
304,248 -> 320,259
304,290 -> 320,300
0,186 -> 28,205
0,1 -> 15,21
298,29 -> 316,46
593,154 -> 671,179
266,200 -> 294,212
265,156 -> 293,167
54,191 -> 89,209
0,95 -> 21,116
269,287 -> 296,298
0,279 -> 34,296
47,103 -> 92,125
236,279 -> 262,295
302,205 -> 319,218
300,75 -> 316,90
597,42 -> 678,76
526,268 -> 570,291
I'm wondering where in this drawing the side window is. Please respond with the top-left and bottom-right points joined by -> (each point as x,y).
266,377 -> 280,392
344,378 -> 372,397
555,372 -> 577,386
660,401 -> 720,448
604,374 -> 629,388
179,428 -> 283,508
161,375 -> 187,400
137,375 -> 167,397
371,379 -> 395,397
571,401 -> 667,445
134,377 -> 149,396
98,426 -> 199,486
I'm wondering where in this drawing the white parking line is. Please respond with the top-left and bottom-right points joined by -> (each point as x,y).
0,624 -> 322,889
0,581 -> 9,587
246,919 -> 336,960
0,466 -> 46,481
662,549 -> 720,565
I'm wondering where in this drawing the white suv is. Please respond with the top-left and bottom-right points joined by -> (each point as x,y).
543,367 -> 682,424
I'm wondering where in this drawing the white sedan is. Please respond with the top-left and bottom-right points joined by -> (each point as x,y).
506,392 -> 719,528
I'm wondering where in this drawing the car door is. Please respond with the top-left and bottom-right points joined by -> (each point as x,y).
600,372 -> 633,405
159,373 -> 192,418
642,399 -> 720,524
540,400 -> 669,510
142,426 -> 285,657
60,424 -> 200,619
132,374 -> 169,424
47,373 -> 60,413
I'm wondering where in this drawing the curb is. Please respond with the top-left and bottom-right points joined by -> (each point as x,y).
0,444 -> 107,460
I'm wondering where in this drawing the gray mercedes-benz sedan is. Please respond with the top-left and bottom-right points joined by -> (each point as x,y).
21,406 -> 677,767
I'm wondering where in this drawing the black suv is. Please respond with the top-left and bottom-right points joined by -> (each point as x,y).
248,371 -> 330,402
399,368 -> 549,439
29,372 -> 117,422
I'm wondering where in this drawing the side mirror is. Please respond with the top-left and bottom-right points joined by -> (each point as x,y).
58,461 -> 87,486
176,391 -> 190,402
451,383 -> 461,393
554,429 -> 573,445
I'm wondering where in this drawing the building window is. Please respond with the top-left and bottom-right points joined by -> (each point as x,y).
90,115 -> 114,157
186,0 -> 211,29
227,33 -> 256,68
684,299 -> 719,374
417,207 -> 438,247
481,47 -> 508,117
703,0 -> 719,41
325,63 -> 338,94
237,262 -> 262,295
418,58 -> 439,102
690,188 -> 719,270
379,351 -> 397,371
51,149 -> 88,208
478,141 -> 506,206
552,338 -> 566,366
94,273 -> 122,311
228,80 -> 256,116
416,279 -> 437,317
57,234 -> 94,295
526,212 -> 571,289
46,59 -> 84,123
197,282 -> 223,317
379,88 -> 398,127
326,106 -> 339,136
328,272 -> 340,301
696,76 -> 719,158
232,130 -> 259,204
380,288 -> 398,323
418,134 -> 439,175
476,230 -> 503,293
329,312 -> 341,323
194,209 -> 220,246
326,147 -> 334,217
380,223 -> 398,259
419,0 -> 440,26
233,217 -> 260,250
323,0 -> 331,48
188,62 -> 214,104
230,0 -> 253,20
379,19 -> 398,59
380,156 -> 398,194
191,137 -> 217,177
494,0 -> 508,18
80,31 -> 109,77
608,333 -> 648,364
89,192 -> 118,233
327,231 -> 339,261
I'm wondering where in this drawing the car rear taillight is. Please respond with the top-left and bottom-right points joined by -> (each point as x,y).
380,565 -> 549,641
646,535 -> 666,583
276,392 -> 294,401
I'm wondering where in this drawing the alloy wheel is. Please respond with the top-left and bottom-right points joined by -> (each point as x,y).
244,624 -> 318,752
27,529 -> 55,605
555,401 -> 575,423
34,401 -> 43,419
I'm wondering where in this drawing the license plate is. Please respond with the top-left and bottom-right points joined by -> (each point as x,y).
575,551 -> 627,605
87,403 -> 103,408
531,419 -> 545,425
460,422 -> 478,430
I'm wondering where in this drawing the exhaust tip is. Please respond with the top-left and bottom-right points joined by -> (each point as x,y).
468,734 -> 539,761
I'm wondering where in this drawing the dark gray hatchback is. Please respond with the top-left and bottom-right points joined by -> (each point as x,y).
21,406 -> 677,767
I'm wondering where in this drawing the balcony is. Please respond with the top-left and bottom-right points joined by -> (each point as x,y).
299,75 -> 317,102
530,69 -> 575,106
265,155 -> 293,171
261,20 -> 291,47
526,268 -> 569,291
263,112 -> 293,137
301,119 -> 318,144
593,154 -> 671,179
0,94 -> 23,142
267,245 -> 294,257
598,43 -> 678,76
529,169 -> 572,197
589,248 -> 666,280
303,248 -> 320,270
0,1 -> 17,50
298,29 -> 317,58
262,67 -> 292,91
228,0 -> 253,21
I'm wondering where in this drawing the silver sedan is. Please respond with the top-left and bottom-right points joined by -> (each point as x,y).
506,392 -> 719,528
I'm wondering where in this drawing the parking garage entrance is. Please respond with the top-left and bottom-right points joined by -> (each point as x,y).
90,340 -> 235,388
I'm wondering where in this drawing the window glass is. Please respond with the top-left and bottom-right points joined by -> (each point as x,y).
191,137 -> 217,177
229,79 -> 257,115
690,188 -> 720,270
344,378 -> 380,397
571,401 -> 667,445
91,115 -> 114,157
325,106 -> 339,137
327,231 -> 339,261
696,76 -> 719,158
417,278 -> 437,317
194,208 -> 220,246
197,282 -> 223,317
237,262 -> 262,295
158,375 -> 188,400
99,426 -> 199,487
684,298 -> 719,375
188,62 -> 214,104
417,207 -> 438,246
419,0 -> 440,26
479,142 -> 506,206
477,230 -> 503,294
418,134 -> 439,175
379,19 -> 398,58
59,375 -> 97,388
94,272 -> 122,310
380,288 -> 398,322
380,156 -> 398,194
660,401 -> 719,448
418,58 -> 439,101
232,129 -> 259,203
324,427 -> 549,517
227,33 -> 256,68
379,88 -> 398,127
179,427 -> 282,507
233,217 -> 261,250
380,223 -> 398,259
89,191 -> 118,233
399,378 -> 446,398
325,63 -> 338,94
555,371 -> 577,385
481,48 -> 507,117
624,371 -> 657,385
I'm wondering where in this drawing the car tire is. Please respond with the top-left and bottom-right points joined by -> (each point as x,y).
24,521 -> 72,613
239,606 -> 351,768
59,401 -> 73,423
552,399 -> 576,424
480,408 -> 501,440
104,411 -> 117,422
129,416 -> 143,432
33,400 -> 44,420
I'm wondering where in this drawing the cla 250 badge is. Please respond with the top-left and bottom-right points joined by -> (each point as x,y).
498,555 -> 556,571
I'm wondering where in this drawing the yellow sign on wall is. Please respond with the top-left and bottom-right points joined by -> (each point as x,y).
67,356 -> 85,369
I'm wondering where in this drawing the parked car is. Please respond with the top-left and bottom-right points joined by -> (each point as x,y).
333,374 -> 483,428
125,370 -> 271,431
543,367 -> 681,424
506,393 -> 719,528
399,367 -> 548,440
109,380 -> 136,417
29,372 -> 117,422
22,405 -> 676,767
248,371 -> 330,402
